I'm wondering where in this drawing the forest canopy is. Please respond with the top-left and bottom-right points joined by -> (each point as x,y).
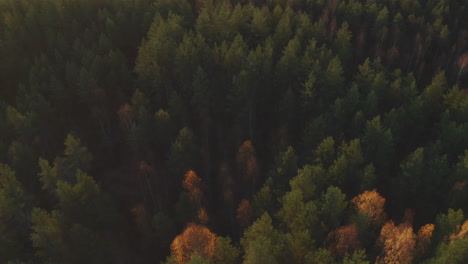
0,0 -> 467,263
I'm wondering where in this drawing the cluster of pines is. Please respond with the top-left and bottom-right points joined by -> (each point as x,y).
0,0 -> 467,263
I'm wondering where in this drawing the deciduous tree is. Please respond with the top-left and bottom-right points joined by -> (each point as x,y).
376,221 -> 416,264
351,190 -> 386,226
171,223 -> 217,264
183,170 -> 203,207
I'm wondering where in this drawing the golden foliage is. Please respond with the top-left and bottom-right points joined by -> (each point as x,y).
326,224 -> 361,258
416,224 -> 434,257
183,170 -> 203,205
171,223 -> 217,264
236,199 -> 254,227
376,221 -> 416,264
417,224 -> 435,241
449,220 -> 468,242
351,189 -> 387,226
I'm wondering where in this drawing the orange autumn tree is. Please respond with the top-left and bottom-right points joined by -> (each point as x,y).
171,223 -> 217,264
183,170 -> 203,206
183,170 -> 210,224
449,220 -> 468,241
415,223 -> 435,259
376,221 -> 416,264
326,224 -> 361,258
351,189 -> 387,226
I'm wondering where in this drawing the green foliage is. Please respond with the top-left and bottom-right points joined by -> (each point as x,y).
314,137 -> 336,167
423,72 -> 448,114
135,13 -> 184,80
289,165 -> 321,201
428,238 -> 468,264
320,186 -> 348,230
0,0 -> 467,262
287,229 -> 315,263
359,164 -> 376,192
187,254 -> 211,264
213,237 -> 241,264
398,146 -> 450,218
242,213 -> 276,245
243,235 -> 279,264
296,14 -> 313,42
323,56 -> 345,101
0,164 -> 29,263
273,10 -> 293,50
241,213 -> 288,263
362,116 -> 394,172
444,85 -> 468,123
225,34 -> 249,74
38,158 -> 58,193
354,58 -> 374,92
0,164 -> 25,214
7,140 -> 35,186
162,256 -> 178,264
131,89 -> 150,115
342,250 -> 370,264
276,37 -> 303,89
449,151 -> 468,211
304,248 -> 335,264
270,146 -> 298,190
399,147 -> 425,200
32,170 -> 113,263
31,208 -> 66,263
373,7 -> 389,34
63,134 -> 93,172
38,134 -> 92,192
154,108 -> 172,150
251,7 -> 272,42
31,207 -> 108,264
5,106 -> 30,135
253,182 -> 274,217
334,22 -> 352,65
191,66 -> 211,117
168,127 -> 198,180
56,171 -> 101,227
327,139 -> 364,187
388,70 -> 418,107
277,189 -> 318,233
433,209 -> 464,245
152,212 -> 176,248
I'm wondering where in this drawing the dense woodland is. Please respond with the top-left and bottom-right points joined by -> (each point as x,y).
0,0 -> 467,263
